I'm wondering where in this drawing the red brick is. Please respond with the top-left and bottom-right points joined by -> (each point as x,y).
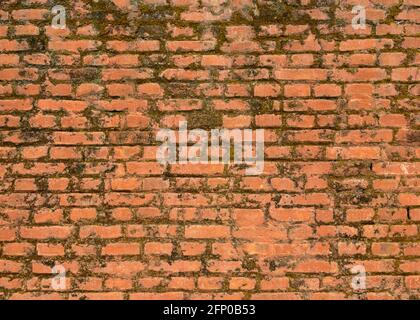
2,243 -> 33,256
185,225 -> 230,239
198,277 -> 223,290
36,244 -> 65,257
79,226 -> 122,239
0,1 -> 417,300
144,242 -> 173,255
70,208 -> 97,222
20,226 -> 73,240
101,243 -> 140,256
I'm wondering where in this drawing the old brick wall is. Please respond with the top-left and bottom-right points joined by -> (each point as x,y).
0,0 -> 419,300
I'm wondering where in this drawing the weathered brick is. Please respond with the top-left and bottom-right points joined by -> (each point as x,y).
0,0 -> 417,301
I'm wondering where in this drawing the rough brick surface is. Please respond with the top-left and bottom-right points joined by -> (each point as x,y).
0,0 -> 419,300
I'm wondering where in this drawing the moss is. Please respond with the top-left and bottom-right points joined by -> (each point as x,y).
385,2 -> 403,24
70,68 -> 101,84
407,131 -> 420,144
242,255 -> 258,271
405,49 -> 417,65
335,189 -> 374,206
146,105 -> 164,124
250,100 -> 273,116
2,0 -> 417,300
27,35 -> 48,51
268,259 -> 288,272
82,106 -> 101,130
256,1 -> 309,24
67,163 -> 86,176
35,177 -> 49,192
186,108 -> 223,130
87,0 -> 132,37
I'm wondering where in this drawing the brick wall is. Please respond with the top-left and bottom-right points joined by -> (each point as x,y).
0,0 -> 419,300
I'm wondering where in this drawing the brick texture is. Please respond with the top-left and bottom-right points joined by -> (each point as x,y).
0,0 -> 419,300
